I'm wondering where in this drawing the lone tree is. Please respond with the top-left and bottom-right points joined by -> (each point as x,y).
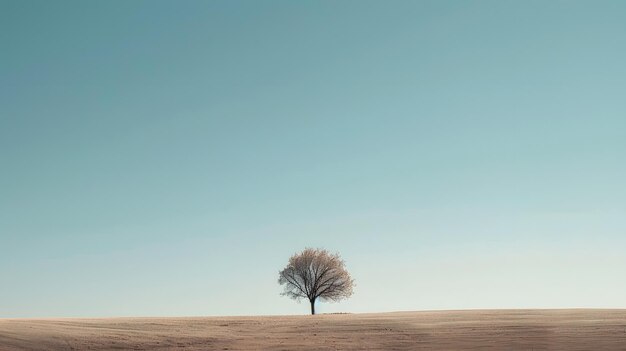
278,248 -> 354,315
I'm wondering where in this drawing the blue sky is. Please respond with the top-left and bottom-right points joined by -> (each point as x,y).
1,0 -> 625,317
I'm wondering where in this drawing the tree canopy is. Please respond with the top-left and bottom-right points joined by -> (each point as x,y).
278,248 -> 354,315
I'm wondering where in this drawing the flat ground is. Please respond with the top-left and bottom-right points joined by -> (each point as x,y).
1,309 -> 625,350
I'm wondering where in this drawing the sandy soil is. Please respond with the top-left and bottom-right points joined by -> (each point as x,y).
1,309 -> 625,350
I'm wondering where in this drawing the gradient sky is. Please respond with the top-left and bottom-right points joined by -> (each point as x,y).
1,0 -> 625,318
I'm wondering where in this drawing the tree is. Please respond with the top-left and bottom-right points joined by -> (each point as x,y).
278,248 -> 354,315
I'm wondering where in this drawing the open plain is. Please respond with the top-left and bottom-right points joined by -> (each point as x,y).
1,309 -> 625,350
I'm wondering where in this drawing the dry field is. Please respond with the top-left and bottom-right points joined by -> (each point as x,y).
1,309 -> 625,350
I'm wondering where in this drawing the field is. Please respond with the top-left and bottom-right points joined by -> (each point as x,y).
1,309 -> 625,350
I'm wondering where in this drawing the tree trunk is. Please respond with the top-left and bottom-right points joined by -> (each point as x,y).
310,299 -> 315,315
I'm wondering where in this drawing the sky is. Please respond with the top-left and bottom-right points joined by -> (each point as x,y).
1,0 -> 625,318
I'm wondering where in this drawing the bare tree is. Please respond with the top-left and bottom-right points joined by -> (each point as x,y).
278,248 -> 354,315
